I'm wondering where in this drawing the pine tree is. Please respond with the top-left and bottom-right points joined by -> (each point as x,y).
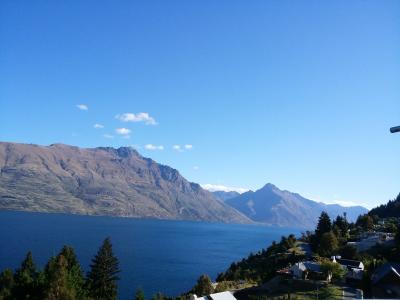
13,251 -> 40,299
315,212 -> 332,238
333,215 -> 349,236
151,292 -> 165,300
135,288 -> 145,300
44,255 -> 76,300
0,269 -> 14,300
193,274 -> 214,297
356,214 -> 374,231
87,237 -> 120,300
58,246 -> 86,298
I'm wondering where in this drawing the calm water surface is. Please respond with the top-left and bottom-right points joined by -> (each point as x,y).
0,211 -> 299,299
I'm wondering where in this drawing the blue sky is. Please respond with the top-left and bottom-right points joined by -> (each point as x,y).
1,1 -> 399,209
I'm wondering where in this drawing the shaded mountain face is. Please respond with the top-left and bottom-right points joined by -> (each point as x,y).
212,191 -> 240,202
0,142 -> 250,223
225,183 -> 368,228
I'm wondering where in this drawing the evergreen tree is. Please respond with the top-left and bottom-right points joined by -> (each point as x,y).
87,237 -> 120,300
315,212 -> 332,238
44,255 -> 76,300
333,215 -> 349,236
319,232 -> 338,257
0,269 -> 14,300
151,292 -> 165,300
13,251 -> 41,299
193,274 -> 214,297
312,211 -> 332,251
356,214 -> 374,231
58,246 -> 86,298
135,288 -> 145,300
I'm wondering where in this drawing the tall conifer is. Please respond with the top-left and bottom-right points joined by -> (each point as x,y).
87,237 -> 120,300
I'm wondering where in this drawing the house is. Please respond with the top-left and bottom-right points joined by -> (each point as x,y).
331,256 -> 364,281
332,257 -> 364,271
290,261 -> 329,281
371,263 -> 400,298
191,291 -> 237,300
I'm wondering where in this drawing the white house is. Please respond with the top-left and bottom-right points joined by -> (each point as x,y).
331,256 -> 364,281
191,291 -> 237,300
290,261 -> 330,281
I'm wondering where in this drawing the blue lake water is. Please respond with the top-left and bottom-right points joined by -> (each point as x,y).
0,211 -> 299,299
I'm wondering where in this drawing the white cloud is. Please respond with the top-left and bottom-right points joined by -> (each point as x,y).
103,134 -> 114,139
94,123 -> 104,129
201,184 -> 249,194
76,104 -> 88,111
116,112 -> 157,125
303,193 -> 365,208
173,144 -> 193,152
115,128 -> 131,135
145,144 -> 164,151
193,166 -> 199,171
322,199 -> 362,207
173,145 -> 182,152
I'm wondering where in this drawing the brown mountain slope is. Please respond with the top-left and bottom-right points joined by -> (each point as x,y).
0,142 -> 250,223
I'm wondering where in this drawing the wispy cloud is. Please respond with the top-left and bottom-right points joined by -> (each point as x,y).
303,193 -> 365,208
173,144 -> 193,152
76,104 -> 88,111
94,123 -> 104,129
201,184 -> 249,194
144,144 -> 164,151
193,166 -> 199,171
173,145 -> 183,152
116,112 -> 157,125
103,134 -> 114,139
322,199 -> 363,207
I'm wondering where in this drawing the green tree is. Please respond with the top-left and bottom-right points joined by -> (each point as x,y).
135,288 -> 145,300
312,212 -> 332,251
315,212 -> 332,238
193,274 -> 214,297
0,269 -> 14,300
58,246 -> 86,298
321,261 -> 346,282
87,237 -> 120,300
13,251 -> 41,299
151,292 -> 165,300
44,255 -> 76,300
319,232 -> 338,257
356,214 -> 374,231
333,215 -> 349,237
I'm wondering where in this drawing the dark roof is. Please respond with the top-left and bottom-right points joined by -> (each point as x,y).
372,263 -> 400,284
303,262 -> 322,273
336,259 -> 362,268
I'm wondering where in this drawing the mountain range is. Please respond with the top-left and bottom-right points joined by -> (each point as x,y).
212,191 -> 240,202
0,142 -> 249,223
214,184 -> 367,228
0,142 -> 368,228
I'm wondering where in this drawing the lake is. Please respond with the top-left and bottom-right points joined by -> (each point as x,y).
0,211 -> 299,299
